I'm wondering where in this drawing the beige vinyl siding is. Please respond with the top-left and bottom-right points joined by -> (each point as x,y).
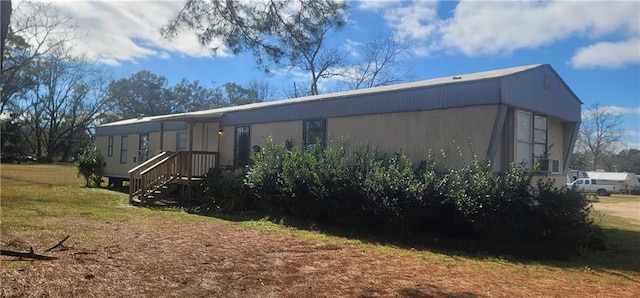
203,122 -> 221,152
543,118 -> 568,186
218,126 -> 235,166
148,131 -> 161,156
547,118 -> 564,172
251,120 -> 302,149
191,123 -> 205,151
99,133 -> 139,178
328,105 -> 499,169
126,133 -> 139,164
162,131 -> 178,152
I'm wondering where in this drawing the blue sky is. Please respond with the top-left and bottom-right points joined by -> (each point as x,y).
16,0 -> 640,149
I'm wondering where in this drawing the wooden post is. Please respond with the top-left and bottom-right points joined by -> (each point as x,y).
159,121 -> 164,152
187,122 -> 193,200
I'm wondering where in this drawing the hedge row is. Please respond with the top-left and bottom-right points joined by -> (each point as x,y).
203,138 -> 604,252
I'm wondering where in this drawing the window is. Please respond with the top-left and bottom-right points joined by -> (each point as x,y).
120,135 -> 128,164
107,136 -> 113,157
177,130 -> 187,151
139,134 -> 149,162
303,119 -> 326,147
234,126 -> 250,166
515,110 -> 547,168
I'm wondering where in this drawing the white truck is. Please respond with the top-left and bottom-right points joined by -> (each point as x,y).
567,178 -> 619,196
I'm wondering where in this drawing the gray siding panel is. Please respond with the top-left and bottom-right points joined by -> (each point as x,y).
95,121 -> 186,136
96,64 -> 581,135
222,80 -> 501,126
500,65 -> 581,122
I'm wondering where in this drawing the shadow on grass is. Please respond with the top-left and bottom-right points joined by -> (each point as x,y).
396,286 -> 477,298
133,198 -> 640,275
0,175 -> 55,188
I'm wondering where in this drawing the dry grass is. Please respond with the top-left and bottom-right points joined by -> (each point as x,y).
1,164 -> 639,297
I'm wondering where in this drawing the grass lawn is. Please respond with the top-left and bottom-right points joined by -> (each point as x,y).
1,164 -> 639,297
595,193 -> 640,203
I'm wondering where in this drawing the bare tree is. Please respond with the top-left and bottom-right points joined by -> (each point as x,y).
1,0 -> 77,114
4,1 -> 107,162
248,79 -> 278,101
0,0 -> 11,69
577,103 -> 624,170
16,44 -> 107,162
344,34 -> 413,90
162,0 -> 348,95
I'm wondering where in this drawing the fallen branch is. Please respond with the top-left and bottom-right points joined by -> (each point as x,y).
45,235 -> 70,252
1,247 -> 57,260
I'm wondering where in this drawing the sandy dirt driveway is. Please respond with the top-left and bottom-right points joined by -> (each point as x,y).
592,201 -> 640,225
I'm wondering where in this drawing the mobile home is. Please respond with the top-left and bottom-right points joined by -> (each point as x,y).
95,64 -> 581,201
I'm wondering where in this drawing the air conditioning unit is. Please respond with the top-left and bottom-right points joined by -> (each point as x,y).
550,159 -> 560,174
539,159 -> 560,174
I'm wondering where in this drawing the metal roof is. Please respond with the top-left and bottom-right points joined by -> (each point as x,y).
96,63 -> 582,134
155,64 -> 547,117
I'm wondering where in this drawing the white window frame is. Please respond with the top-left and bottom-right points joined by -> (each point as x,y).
120,135 -> 128,164
303,119 -> 326,148
139,133 -> 149,162
107,136 -> 113,157
515,110 -> 547,169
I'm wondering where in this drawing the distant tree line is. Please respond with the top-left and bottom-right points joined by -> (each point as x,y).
1,0 -> 414,164
571,103 -> 639,174
103,71 -> 274,122
6,0 -> 635,170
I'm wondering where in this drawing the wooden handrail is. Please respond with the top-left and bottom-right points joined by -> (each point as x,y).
129,151 -> 218,203
128,151 -> 173,175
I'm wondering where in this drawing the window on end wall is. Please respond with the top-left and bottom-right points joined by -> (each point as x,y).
120,135 -> 128,164
515,110 -> 547,168
303,119 -> 326,147
107,136 -> 113,157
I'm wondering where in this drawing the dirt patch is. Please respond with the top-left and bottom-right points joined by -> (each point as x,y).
2,215 -> 639,297
593,201 -> 640,225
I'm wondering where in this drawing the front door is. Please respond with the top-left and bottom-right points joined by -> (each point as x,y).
234,126 -> 250,166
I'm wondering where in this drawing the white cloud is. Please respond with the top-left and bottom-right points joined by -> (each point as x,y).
570,38 -> 640,68
600,106 -> 640,116
21,0 -> 226,65
621,141 -> 640,151
358,0 -> 399,11
581,105 -> 640,119
382,1 -> 439,41
367,0 -> 640,68
343,39 -> 363,58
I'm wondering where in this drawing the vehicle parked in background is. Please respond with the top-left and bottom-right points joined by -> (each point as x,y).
586,171 -> 640,195
567,178 -> 619,196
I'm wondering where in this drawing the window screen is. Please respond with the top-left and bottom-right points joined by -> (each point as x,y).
303,120 -> 326,147
515,110 -> 547,168
139,134 -> 149,162
234,126 -> 251,166
107,136 -> 113,157
120,135 -> 128,164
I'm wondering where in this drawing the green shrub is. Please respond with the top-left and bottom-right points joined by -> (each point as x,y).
201,167 -> 256,213
359,152 -> 425,230
77,149 -> 104,187
243,137 -> 602,255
